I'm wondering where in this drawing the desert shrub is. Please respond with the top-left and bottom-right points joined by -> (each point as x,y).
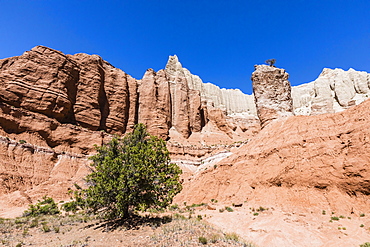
209,233 -> 221,243
173,213 -> 186,220
29,219 -> 38,228
23,196 -> 60,217
360,242 -> 370,247
61,201 -> 77,213
169,204 -> 179,211
225,206 -> 234,212
360,213 -> 366,217
257,206 -> 267,212
19,140 -> 27,144
71,124 -> 182,219
41,222 -> 51,232
198,236 -> 207,245
331,216 -> 339,221
53,225 -> 60,233
225,232 -> 239,242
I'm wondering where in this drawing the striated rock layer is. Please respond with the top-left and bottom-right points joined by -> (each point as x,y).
175,98 -> 370,215
0,46 -> 256,142
251,65 -> 294,127
0,46 -> 257,215
292,68 -> 370,115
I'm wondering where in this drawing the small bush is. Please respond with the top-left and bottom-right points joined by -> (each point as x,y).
257,206 -> 267,212
322,210 -> 326,215
53,225 -> 60,233
173,213 -> 186,220
42,223 -> 51,232
331,216 -> 339,221
61,201 -> 79,213
190,203 -> 207,208
219,208 -> 225,213
209,234 -> 221,243
225,207 -> 234,212
197,215 -> 202,220
360,242 -> 370,247
198,236 -> 207,245
339,215 -> 345,219
19,140 -> 27,144
29,219 -> 38,228
22,228 -> 29,237
225,232 -> 239,242
360,224 -> 365,227
360,213 -> 366,217
169,204 -> 179,211
23,196 -> 60,217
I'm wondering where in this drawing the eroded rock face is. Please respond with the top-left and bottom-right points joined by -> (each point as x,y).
165,55 -> 257,117
138,69 -> 171,139
292,68 -> 370,115
0,46 -> 79,123
176,98 -> 370,215
0,47 -> 261,216
251,65 -> 294,128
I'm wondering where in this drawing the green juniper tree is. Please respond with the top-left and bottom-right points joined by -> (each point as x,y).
74,123 -> 182,219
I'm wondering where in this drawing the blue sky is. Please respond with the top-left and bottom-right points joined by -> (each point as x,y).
1,0 -> 369,94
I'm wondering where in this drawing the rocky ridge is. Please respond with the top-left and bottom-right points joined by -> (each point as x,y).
0,46 -> 255,143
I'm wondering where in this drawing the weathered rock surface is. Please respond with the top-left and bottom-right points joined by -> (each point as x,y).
292,68 -> 370,115
165,55 -> 257,117
175,98 -> 370,214
0,46 -> 79,123
251,65 -> 294,128
0,135 -> 91,217
138,69 -> 171,139
0,46 -> 259,214
0,46 -> 255,143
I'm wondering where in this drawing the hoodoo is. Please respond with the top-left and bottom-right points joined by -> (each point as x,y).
251,64 -> 294,128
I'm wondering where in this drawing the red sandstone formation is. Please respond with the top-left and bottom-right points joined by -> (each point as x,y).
175,98 -> 370,215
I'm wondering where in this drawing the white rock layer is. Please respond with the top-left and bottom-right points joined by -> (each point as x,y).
165,56 -> 370,120
292,68 -> 370,115
165,55 -> 257,117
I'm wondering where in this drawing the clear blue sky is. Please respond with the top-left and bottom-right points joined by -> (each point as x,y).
1,0 -> 369,94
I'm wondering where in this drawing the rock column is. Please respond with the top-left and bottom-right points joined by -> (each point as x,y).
251,65 -> 294,128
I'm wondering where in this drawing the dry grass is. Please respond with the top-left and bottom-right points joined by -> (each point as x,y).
0,212 -> 257,247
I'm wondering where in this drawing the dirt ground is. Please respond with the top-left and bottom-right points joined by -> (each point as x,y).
2,202 -> 370,247
0,209 -> 255,247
